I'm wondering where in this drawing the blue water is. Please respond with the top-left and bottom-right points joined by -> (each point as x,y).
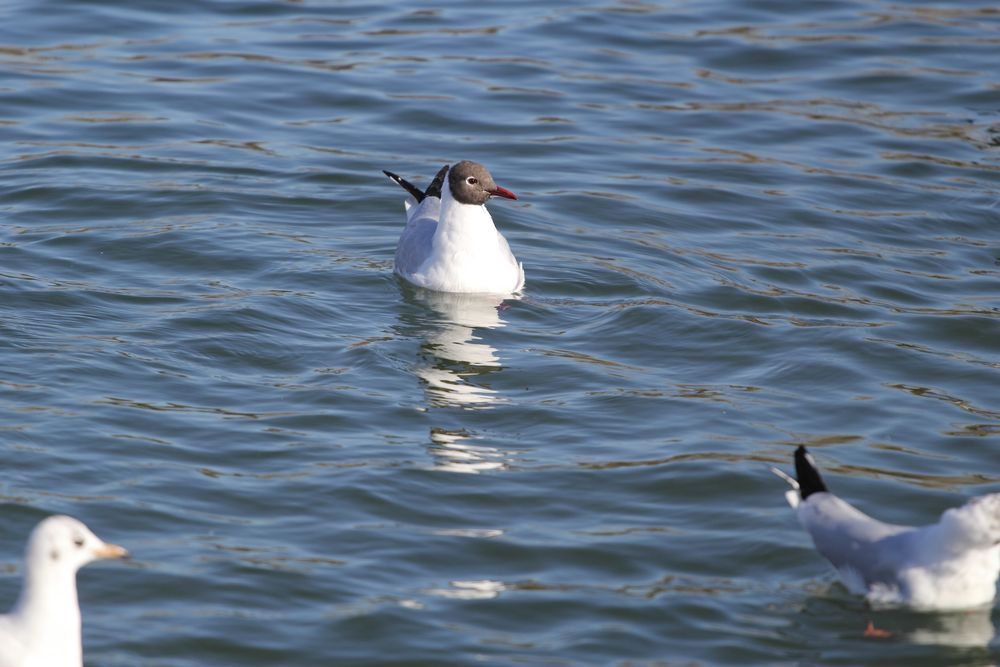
1,1 -> 999,665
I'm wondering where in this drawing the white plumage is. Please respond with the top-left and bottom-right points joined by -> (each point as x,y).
0,516 -> 128,667
775,446 -> 1000,611
386,161 -> 524,295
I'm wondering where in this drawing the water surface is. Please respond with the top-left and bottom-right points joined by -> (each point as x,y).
1,1 -> 999,665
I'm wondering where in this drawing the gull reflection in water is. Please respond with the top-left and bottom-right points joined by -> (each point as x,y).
801,590 -> 997,648
429,427 -> 506,474
400,286 -> 517,473
411,289 -> 507,409
898,608 -> 996,648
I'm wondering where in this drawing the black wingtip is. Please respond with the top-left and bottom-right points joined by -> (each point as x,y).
383,169 -> 426,203
424,164 -> 449,200
794,446 -> 828,499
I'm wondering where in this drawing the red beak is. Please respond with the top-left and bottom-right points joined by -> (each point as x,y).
488,186 -> 517,201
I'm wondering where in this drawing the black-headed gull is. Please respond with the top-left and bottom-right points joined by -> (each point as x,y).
774,446 -> 1000,610
0,516 -> 128,667
384,161 -> 524,294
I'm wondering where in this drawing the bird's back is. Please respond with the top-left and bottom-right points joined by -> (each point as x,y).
797,492 -> 914,594
799,492 -> 1000,608
395,197 -> 441,279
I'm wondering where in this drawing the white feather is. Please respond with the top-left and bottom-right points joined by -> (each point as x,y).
394,179 -> 523,295
0,516 -> 127,667
777,463 -> 1000,610
770,466 -> 800,509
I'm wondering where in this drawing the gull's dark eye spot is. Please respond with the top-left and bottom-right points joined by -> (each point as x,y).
467,177 -> 478,185
50,549 -> 60,562
73,536 -> 85,548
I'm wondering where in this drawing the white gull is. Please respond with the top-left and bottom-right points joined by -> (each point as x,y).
0,516 -> 128,667
773,446 -> 1000,611
384,160 -> 524,294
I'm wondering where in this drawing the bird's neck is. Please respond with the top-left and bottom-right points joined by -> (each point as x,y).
435,182 -> 499,249
13,562 -> 83,664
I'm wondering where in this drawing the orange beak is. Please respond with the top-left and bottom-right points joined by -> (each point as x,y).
94,543 -> 129,560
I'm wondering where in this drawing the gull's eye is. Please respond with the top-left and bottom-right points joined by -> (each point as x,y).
73,536 -> 85,548
467,177 -> 478,185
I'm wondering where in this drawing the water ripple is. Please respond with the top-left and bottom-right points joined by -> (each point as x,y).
2,0 -> 1000,665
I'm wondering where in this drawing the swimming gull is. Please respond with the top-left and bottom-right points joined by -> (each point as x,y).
384,161 -> 524,294
773,446 -> 1000,610
0,515 -> 128,667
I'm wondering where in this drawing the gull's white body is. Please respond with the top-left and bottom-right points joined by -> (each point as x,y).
0,516 -> 127,667
776,459 -> 1000,611
793,492 -> 1000,610
394,180 -> 524,295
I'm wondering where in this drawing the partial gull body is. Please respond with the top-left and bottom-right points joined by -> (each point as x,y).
774,446 -> 1000,611
384,161 -> 524,294
0,516 -> 128,667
